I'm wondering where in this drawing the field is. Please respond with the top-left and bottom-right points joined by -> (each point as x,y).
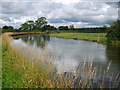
50,33 -> 107,44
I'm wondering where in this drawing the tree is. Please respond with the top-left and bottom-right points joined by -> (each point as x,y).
64,26 -> 69,30
35,17 -> 48,31
69,25 -> 74,30
21,22 -> 29,30
2,26 -> 9,29
8,26 -> 14,30
2,25 -> 14,32
27,20 -> 34,30
58,26 -> 64,30
42,25 -> 57,31
58,26 -> 69,30
107,20 -> 120,42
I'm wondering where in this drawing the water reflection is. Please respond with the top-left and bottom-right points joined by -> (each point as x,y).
11,34 -> 119,77
106,45 -> 120,64
21,34 -> 50,48
106,45 -> 120,73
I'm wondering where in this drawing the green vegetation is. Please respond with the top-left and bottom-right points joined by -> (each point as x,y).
1,33 -> 120,88
1,26 -> 15,33
20,17 -> 48,32
2,34 -> 54,88
107,20 -> 120,43
50,33 -> 107,44
1,17 -> 106,33
1,18 -> 120,88
19,17 -> 57,32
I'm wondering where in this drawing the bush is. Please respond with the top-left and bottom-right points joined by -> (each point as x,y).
107,20 -> 120,42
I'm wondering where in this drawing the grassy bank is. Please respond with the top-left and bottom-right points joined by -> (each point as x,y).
2,33 -> 54,88
50,33 -> 107,44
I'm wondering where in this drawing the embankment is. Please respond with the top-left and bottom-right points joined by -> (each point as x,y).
2,33 -> 54,88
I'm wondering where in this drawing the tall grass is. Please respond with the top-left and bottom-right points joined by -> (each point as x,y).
2,33 -> 120,88
2,33 -> 54,88
50,61 -> 120,88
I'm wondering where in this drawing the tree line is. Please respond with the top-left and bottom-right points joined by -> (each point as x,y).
1,17 -> 120,42
2,17 -> 107,33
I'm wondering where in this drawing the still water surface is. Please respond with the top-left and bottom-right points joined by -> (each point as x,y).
11,34 -> 120,78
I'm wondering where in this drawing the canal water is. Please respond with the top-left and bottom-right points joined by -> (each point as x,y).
10,34 -> 120,87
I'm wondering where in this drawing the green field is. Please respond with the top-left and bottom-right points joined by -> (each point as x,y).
50,33 -> 107,44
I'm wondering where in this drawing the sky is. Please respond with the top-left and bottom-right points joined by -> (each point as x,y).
0,0 -> 119,29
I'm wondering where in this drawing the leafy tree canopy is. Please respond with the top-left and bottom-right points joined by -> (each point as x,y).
107,20 -> 120,42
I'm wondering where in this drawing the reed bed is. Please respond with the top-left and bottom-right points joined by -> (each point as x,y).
49,61 -> 120,88
2,33 -> 120,88
2,33 -> 54,88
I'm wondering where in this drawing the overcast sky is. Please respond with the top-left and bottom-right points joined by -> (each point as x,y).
1,0 -> 119,28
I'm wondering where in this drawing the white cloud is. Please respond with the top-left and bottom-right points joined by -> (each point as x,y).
1,1 -> 118,28
52,0 -> 80,5
2,0 -> 120,2
49,21 -> 101,28
0,19 -> 8,25
0,16 -> 37,28
9,16 -> 37,23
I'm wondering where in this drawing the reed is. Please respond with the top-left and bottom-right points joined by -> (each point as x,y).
2,33 -> 54,88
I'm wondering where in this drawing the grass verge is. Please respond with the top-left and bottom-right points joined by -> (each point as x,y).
50,33 -> 107,44
2,33 -> 54,88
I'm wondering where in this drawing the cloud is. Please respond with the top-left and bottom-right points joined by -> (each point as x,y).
1,0 -> 118,28
52,0 -> 80,5
2,0 -> 120,2
0,16 -> 37,28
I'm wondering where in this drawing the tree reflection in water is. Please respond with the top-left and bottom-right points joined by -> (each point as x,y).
106,44 -> 120,64
21,34 -> 50,48
106,44 -> 120,74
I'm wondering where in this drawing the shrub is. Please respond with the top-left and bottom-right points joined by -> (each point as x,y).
107,20 -> 120,42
